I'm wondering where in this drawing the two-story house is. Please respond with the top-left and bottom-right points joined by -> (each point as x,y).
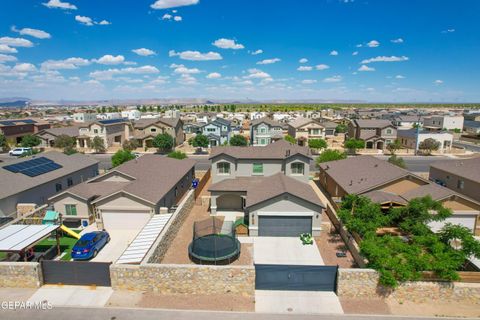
208,140 -> 325,237
0,119 -> 50,144
200,118 -> 231,147
348,119 -> 397,150
287,117 -> 326,146
72,112 -> 97,123
76,119 -> 132,149
133,117 -> 184,148
250,117 -> 284,146
423,115 -> 464,131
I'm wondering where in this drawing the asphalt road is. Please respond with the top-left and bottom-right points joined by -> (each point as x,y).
0,306 -> 466,320
373,155 -> 452,173
453,140 -> 480,152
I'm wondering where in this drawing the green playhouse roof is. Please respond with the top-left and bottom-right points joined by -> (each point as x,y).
43,210 -> 59,223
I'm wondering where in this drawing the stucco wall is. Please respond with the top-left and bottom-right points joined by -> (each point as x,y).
110,263 -> 255,297
429,167 -> 480,202
0,262 -> 43,288
52,194 -> 90,219
337,268 -> 480,304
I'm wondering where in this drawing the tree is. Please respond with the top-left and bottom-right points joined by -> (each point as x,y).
20,135 -> 41,148
229,134 -> 248,146
111,149 -> 135,167
316,149 -> 347,165
418,138 -> 441,155
387,155 -> 406,169
335,124 -> 347,133
152,133 -> 174,152
54,134 -> 77,155
0,132 -> 8,151
122,139 -> 139,152
344,138 -> 365,154
167,151 -> 188,159
284,135 -> 296,144
89,136 -> 106,153
386,139 -> 402,155
308,138 -> 327,150
190,134 -> 209,148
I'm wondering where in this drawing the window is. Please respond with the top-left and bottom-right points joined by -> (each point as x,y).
55,183 -> 62,192
311,129 -> 320,135
260,138 -> 266,145
67,178 -> 73,187
217,162 -> 230,174
386,129 -> 392,134
260,127 -> 266,134
457,179 -> 465,189
94,129 -> 98,134
291,162 -> 305,175
207,128 -> 216,132
151,128 -> 157,132
252,163 -> 263,175
65,204 -> 77,216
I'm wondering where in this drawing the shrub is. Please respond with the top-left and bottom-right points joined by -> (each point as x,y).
111,149 -> 135,167
153,133 -> 174,152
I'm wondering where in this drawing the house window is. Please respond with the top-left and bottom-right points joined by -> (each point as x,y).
260,138 -> 266,145
151,128 -> 157,132
260,127 -> 266,134
457,179 -> 465,189
252,163 -> 264,175
65,204 -> 77,216
217,162 -> 230,174
291,162 -> 305,175
67,178 -> 73,187
386,129 -> 392,134
207,128 -> 216,132
55,183 -> 62,192
311,129 -> 320,135
94,129 -> 98,134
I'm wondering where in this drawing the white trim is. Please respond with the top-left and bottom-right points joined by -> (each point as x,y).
256,211 -> 314,217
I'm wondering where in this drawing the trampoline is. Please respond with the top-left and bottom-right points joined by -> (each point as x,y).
188,217 -> 241,265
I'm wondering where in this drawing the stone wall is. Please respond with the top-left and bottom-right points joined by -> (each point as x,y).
0,262 -> 43,288
337,268 -> 480,304
110,264 -> 255,297
144,190 -> 194,263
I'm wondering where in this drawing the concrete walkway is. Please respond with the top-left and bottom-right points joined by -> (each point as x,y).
255,290 -> 343,314
253,237 -> 324,265
28,285 -> 113,307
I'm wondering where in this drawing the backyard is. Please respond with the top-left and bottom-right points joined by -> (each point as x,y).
35,230 -> 79,261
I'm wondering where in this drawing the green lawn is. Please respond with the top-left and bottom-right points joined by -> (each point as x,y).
36,235 -> 78,261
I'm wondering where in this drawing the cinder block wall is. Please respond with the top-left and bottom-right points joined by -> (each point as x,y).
0,262 -> 43,288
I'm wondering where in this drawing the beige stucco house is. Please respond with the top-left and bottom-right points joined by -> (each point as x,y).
132,118 -> 184,148
287,117 -> 326,146
76,119 -> 132,149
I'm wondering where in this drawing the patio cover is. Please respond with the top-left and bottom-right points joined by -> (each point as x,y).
0,224 -> 60,252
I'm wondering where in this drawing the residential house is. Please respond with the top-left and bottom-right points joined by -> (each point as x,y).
464,112 -> 480,122
208,140 -> 325,237
288,117 -> 326,146
423,115 -> 464,131
250,117 -> 284,146
347,119 -> 397,150
0,119 -> 50,144
133,117 -> 184,148
429,157 -> 480,203
164,110 -> 180,118
318,156 -> 480,235
35,126 -> 80,148
121,110 -> 141,120
317,118 -> 338,137
0,152 -> 99,218
391,115 -> 424,129
76,119 -> 132,149
463,121 -> 480,136
72,112 -> 97,123
200,118 -> 231,147
397,129 -> 453,152
97,112 -> 122,120
250,112 -> 267,120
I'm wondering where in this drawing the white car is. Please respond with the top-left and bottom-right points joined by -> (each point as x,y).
9,147 -> 32,156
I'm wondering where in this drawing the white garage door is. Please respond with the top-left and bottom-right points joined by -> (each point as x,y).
101,210 -> 152,232
429,214 -> 476,233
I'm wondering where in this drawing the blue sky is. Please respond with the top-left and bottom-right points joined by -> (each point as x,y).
0,0 -> 479,102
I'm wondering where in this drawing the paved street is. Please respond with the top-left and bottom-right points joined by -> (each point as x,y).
373,155 -> 453,172
453,140 -> 480,152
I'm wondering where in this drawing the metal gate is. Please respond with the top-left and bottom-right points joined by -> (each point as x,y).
255,264 -> 338,291
258,216 -> 312,237
42,260 -> 112,286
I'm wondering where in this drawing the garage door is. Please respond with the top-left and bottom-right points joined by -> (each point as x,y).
101,210 -> 152,231
259,216 -> 312,237
217,194 -> 243,210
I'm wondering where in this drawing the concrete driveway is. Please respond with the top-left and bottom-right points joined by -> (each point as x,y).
92,229 -> 140,263
253,237 -> 324,265
28,285 -> 112,307
255,290 -> 343,314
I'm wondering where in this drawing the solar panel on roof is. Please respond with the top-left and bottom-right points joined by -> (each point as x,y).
98,118 -> 127,125
2,157 -> 62,177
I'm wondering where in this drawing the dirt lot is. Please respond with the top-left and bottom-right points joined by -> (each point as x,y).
107,290 -> 254,312
161,179 -> 253,266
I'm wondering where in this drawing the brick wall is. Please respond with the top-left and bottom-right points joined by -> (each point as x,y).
110,263 -> 255,297
337,268 -> 480,304
0,262 -> 43,288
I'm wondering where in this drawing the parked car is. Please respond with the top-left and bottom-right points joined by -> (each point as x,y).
9,147 -> 32,156
71,231 -> 110,260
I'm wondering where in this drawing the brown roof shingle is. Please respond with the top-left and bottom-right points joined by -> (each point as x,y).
210,139 -> 311,160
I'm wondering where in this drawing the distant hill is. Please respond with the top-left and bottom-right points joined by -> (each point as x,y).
0,98 -> 30,108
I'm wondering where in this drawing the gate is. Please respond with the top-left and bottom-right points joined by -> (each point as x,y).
42,260 -> 112,286
255,264 -> 338,292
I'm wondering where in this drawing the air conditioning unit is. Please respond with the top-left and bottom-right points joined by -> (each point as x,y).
80,219 -> 90,228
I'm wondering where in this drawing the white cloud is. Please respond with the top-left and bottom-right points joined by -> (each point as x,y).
212,38 -> 244,50
395,75 -> 405,79
301,79 -> 317,84
236,80 -> 253,86
169,50 -> 222,61
98,20 -> 111,25
245,68 -> 270,79
0,45 -> 17,53
434,79 -> 444,84
0,54 -> 17,63
352,51 -> 358,56
315,64 -> 329,70
299,58 -> 308,63
13,63 -> 37,73
323,75 -> 342,83
257,58 -> 281,65
75,15 -> 94,26
11,26 -> 51,39
361,55 -> 409,64
329,50 -> 338,56
95,55 -> 125,65
0,37 -> 33,47
90,65 -> 160,80
42,0 -> 77,10
297,66 -> 313,71
366,40 -> 380,48
162,14 -> 172,20
173,16 -> 182,21
391,38 -> 404,44
442,29 -> 455,33
41,57 -> 90,70
358,64 -> 375,72
170,63 -> 201,74
206,72 -> 221,79
177,74 -> 197,85
251,49 -> 263,55
132,48 -> 156,56
150,0 -> 199,9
